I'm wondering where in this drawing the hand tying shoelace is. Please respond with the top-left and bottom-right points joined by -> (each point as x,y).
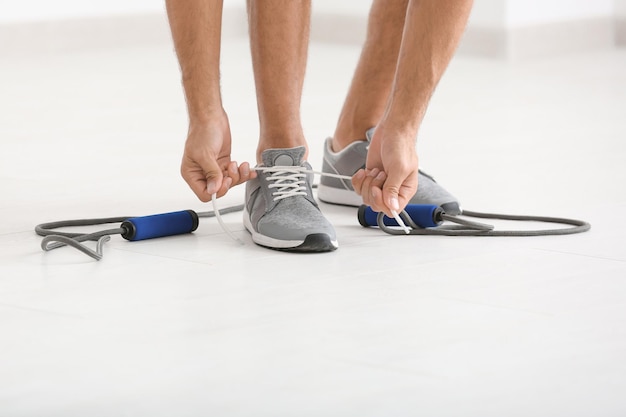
211,166 -> 410,244
36,167 -> 590,260
256,166 -> 410,233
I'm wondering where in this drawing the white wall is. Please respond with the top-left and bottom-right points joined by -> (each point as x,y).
462,0 -> 618,59
2,0 -> 618,27
505,0 -> 614,27
468,0 -> 507,28
617,0 -> 626,44
311,0 -> 368,17
0,0 -> 163,23
0,0 -> 368,24
617,0 -> 626,16
1,0 -> 622,55
312,0 -> 616,28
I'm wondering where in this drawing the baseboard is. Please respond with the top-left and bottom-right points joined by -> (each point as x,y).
0,8 -> 247,57
458,26 -> 509,59
617,18 -> 626,45
310,14 -> 617,61
508,17 -> 615,60
310,12 -> 366,46
460,17 -> 616,60
0,14 -> 170,56
0,11 -> 618,60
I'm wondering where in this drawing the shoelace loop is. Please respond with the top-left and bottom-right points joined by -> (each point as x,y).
35,165 -> 590,260
255,166 -> 310,202
254,166 -> 410,233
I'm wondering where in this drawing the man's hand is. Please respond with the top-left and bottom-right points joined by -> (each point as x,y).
182,114 -> 256,202
351,128 -> 418,217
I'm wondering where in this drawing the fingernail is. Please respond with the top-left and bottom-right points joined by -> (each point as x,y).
206,180 -> 218,195
389,197 -> 400,211
368,168 -> 379,177
375,171 -> 386,181
242,165 -> 250,177
354,170 -> 365,180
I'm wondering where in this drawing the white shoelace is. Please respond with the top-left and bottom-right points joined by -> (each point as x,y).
264,167 -> 409,233
211,193 -> 245,245
211,166 -> 409,242
255,166 -> 309,201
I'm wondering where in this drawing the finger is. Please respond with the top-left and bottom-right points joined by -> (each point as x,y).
195,152 -> 225,197
238,161 -> 256,183
368,171 -> 387,213
381,185 -> 401,218
381,171 -> 416,218
370,186 -> 386,214
224,161 -> 256,188
215,176 -> 233,199
360,168 -> 380,207
181,154 -> 224,203
351,169 -> 366,196
227,161 -> 240,185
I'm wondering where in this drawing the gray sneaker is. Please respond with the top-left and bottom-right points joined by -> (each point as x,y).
244,146 -> 338,252
318,128 -> 461,215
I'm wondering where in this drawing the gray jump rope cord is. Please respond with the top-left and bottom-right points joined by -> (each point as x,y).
36,199 -> 589,261
35,167 -> 589,259
35,206 -> 244,260
377,209 -> 591,236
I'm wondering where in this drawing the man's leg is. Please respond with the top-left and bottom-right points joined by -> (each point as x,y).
247,0 -> 310,162
319,0 -> 462,214
244,0 -> 337,252
166,0 -> 255,202
353,0 -> 474,216
332,0 -> 409,152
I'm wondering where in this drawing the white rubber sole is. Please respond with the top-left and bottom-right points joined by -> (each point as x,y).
243,208 -> 338,251
317,184 -> 363,207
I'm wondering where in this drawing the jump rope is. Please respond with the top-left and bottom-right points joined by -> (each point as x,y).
35,168 -> 591,261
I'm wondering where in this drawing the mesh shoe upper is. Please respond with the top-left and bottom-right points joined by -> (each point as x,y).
244,146 -> 338,252
318,129 -> 461,215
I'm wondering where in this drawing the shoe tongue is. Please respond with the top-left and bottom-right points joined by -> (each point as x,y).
262,146 -> 306,167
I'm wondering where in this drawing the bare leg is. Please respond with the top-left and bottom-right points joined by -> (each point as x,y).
352,0 -> 473,216
247,0 -> 311,163
166,0 -> 255,201
332,0 -> 409,152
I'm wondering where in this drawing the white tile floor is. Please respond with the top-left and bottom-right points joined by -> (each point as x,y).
1,32 -> 625,416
